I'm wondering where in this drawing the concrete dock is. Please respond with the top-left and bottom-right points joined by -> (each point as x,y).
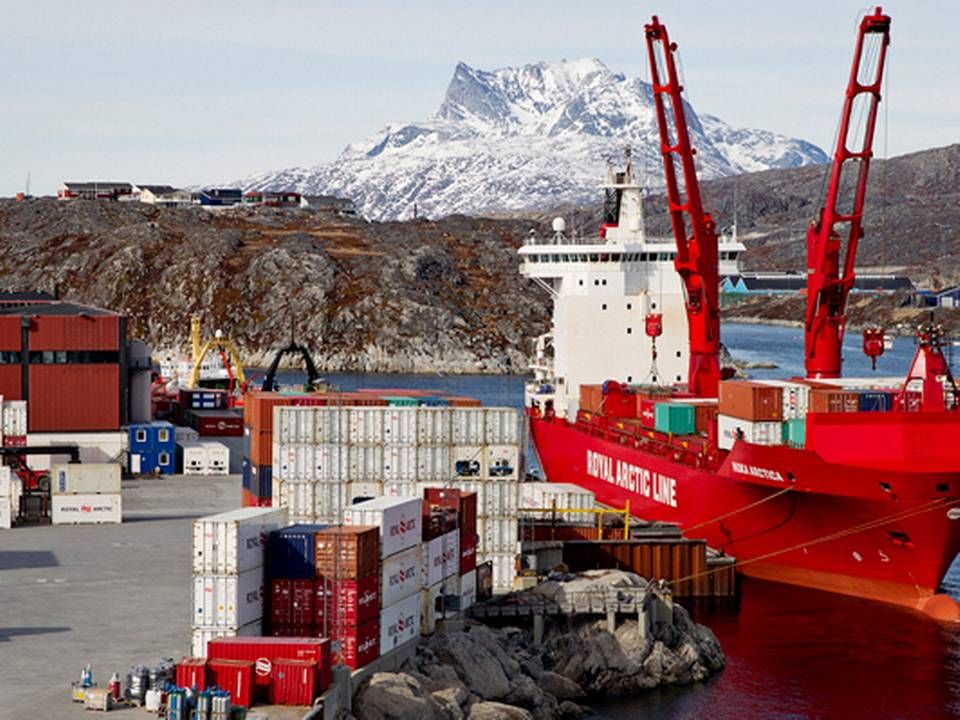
0,475 -> 308,720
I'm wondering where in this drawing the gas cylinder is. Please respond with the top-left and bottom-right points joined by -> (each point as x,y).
108,672 -> 121,700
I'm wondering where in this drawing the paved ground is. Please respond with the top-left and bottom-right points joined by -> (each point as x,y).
0,475 -> 309,720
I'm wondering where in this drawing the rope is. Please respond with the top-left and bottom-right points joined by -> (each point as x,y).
669,495 -> 960,587
683,485 -> 794,531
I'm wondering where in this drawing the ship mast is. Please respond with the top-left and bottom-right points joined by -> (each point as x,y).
643,16 -> 720,398
804,7 -> 891,378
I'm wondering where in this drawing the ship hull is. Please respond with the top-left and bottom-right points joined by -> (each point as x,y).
529,414 -> 960,613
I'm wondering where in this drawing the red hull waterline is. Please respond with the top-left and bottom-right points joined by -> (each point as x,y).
529,412 -> 960,619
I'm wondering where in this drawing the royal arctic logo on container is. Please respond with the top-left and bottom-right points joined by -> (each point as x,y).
255,657 -> 272,677
388,562 -> 417,588
359,589 -> 379,609
358,635 -> 377,654
388,514 -> 418,538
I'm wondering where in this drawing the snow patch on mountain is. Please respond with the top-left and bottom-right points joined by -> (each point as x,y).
240,59 -> 827,221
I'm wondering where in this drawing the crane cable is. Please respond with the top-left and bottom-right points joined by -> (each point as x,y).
668,495 -> 960,588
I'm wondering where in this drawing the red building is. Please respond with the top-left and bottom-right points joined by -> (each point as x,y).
0,294 -> 137,432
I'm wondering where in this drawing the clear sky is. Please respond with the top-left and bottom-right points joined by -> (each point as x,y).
1,1 -> 956,197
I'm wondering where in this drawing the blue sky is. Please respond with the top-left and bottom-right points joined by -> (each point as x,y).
1,1 -> 956,196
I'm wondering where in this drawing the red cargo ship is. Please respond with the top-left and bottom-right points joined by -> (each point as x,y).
523,10 -> 960,617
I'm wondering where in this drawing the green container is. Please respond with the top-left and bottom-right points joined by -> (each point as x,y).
383,396 -> 418,407
783,418 -> 806,447
654,402 -> 696,435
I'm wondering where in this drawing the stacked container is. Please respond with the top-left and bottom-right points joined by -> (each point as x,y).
717,380 -> 784,451
50,463 -> 122,525
207,637 -> 331,704
128,421 -> 176,475
191,507 -> 287,656
1,399 -> 27,447
181,441 -> 231,475
0,467 -> 15,529
423,488 -> 478,613
519,482 -> 596,524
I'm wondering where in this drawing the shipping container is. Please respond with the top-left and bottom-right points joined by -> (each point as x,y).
178,441 -> 207,475
379,593 -> 421,655
459,570 -> 477,610
383,396 -> 418,407
343,496 -> 422,558
314,526 -> 380,580
269,658 -> 319,705
348,481 -> 382,504
270,578 -> 315,627
424,531 -> 460,587
175,425 -> 200,445
381,544 -> 423,607
2,400 -> 27,437
314,481 -> 347,522
201,441 -> 230,475
637,399 -> 657,428
476,481 -> 519,518
451,409 -> 485,445
859,390 -> 894,412
348,444 -> 384,481
187,409 -> 243,437
415,408 -> 451,445
175,658 -> 207,691
424,488 -> 478,538
653,402 -> 696,435
416,445 -> 451,481
420,582 -> 445,635
313,407 -> 350,444
808,388 -> 861,414
384,445 -> 417,481
718,380 -> 783,422
783,418 -> 806,448
207,659 -> 255,708
348,407 -> 385,445
484,408 -> 520,445
193,569 -> 264,628
478,517 -> 519,555
0,497 -> 12,529
179,388 -> 228,411
268,524 -> 328,579
384,409 -> 417,445
279,481 -> 315,521
51,493 -> 121,524
757,380 -> 810,420
25,430 -> 126,469
382,481 -> 418,498
485,445 -> 519,479
519,482 -> 595,523
50,463 -> 121,495
250,462 -> 272,500
248,428 -> 272,467
337,620 -> 380,670
207,637 -> 330,700
453,445 -> 486,479
443,396 -> 482,408
717,415 -> 784,450
315,574 -> 380,630
578,384 -> 604,414
192,508 -> 287,576
189,622 -> 260,659
488,552 -> 517,593
460,533 -> 477,575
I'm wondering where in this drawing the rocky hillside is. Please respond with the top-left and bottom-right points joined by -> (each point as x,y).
0,199 -> 550,372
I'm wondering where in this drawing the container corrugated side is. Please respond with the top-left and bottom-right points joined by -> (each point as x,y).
343,496 -> 422,558
201,441 -> 230,475
717,415 -> 784,450
384,409 -> 418,445
269,658 -> 319,706
50,463 -> 121,495
315,526 -> 380,579
192,569 -> 264,628
268,524 -> 328,579
384,445 -> 417,481
379,593 -> 421,655
348,407 -> 385,445
348,444 -> 384,481
451,408 -> 485,445
416,408 -> 452,445
190,621 -> 260,658
718,380 -> 783,422
416,445 -> 451,481
476,481 -> 519,518
487,552 -> 516,593
207,637 -> 330,699
478,517 -> 519,555
338,620 -> 380,670
314,482 -> 348,521
423,531 -> 460,587
381,544 -> 423,607
192,507 -> 287,576
519,482 -> 595,523
460,570 -> 477,610
484,408 -> 520,445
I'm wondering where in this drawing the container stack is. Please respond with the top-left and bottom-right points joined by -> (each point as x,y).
178,440 -> 231,475
0,467 -> 14,529
1,398 -> 27,447
519,482 -> 596,524
128,421 -> 176,475
717,380 -> 784,450
423,488 -> 479,612
191,507 -> 287,657
50,463 -> 122,525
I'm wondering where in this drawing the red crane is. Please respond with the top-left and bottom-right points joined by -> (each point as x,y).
644,16 -> 720,397
805,7 -> 891,378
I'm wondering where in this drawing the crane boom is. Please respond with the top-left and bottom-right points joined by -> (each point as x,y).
805,7 -> 891,378
644,16 -> 720,398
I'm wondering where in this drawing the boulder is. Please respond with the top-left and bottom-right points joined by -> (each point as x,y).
468,701 -> 535,720
353,672 -> 443,720
430,631 -> 512,700
537,672 -> 585,700
503,674 -> 544,709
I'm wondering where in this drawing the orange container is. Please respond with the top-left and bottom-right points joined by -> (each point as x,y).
314,526 -> 380,580
809,389 -> 861,413
718,380 -> 782,421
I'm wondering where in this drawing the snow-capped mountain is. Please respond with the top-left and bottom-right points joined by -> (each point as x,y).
241,58 -> 827,221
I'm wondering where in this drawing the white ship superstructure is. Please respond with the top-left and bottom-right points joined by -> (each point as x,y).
520,158 -> 743,418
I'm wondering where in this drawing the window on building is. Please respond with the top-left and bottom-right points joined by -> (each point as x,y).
158,429 -> 169,443
158,452 -> 170,466
627,327 -> 632,334
135,429 -> 147,444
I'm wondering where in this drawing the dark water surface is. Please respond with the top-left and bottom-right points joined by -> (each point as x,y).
278,323 -> 960,719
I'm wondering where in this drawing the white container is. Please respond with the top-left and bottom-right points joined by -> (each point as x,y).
416,445 -> 451,481
384,445 -> 417,481
488,552 -> 517,593
382,481 -> 418,498
758,380 -> 810,420
459,570 -> 477,610
486,445 -> 520,480
51,494 -> 122,524
175,426 -> 200,444
478,517 -> 518,554
202,441 -> 230,475
485,408 -> 519,445
478,481 -> 519,518
416,408 -> 452,445
384,409 -> 418,446
275,406 -> 314,445
382,544 -> 423,607
0,465 -> 10,498
718,415 -> 784,450
0,497 -> 11,529
314,407 -> 349,444
452,446 -> 486,479
420,582 -> 443,635
348,481 -> 383,504
451,409 -> 485,445
424,531 -> 460,587
348,407 -> 384,445
179,442 -> 207,475
314,444 -> 348,483
10,476 -> 21,517
519,482 -> 595,523
191,621 -> 260,658
26,431 -> 127,469
281,482 -> 315,520
380,593 -> 421,655
274,444 -> 315,483
344,496 -> 422,558
193,569 -> 264,627
2,400 -> 26,437
192,507 -> 287,576
349,444 -> 384,481
51,463 -> 122,495
315,482 -> 347,521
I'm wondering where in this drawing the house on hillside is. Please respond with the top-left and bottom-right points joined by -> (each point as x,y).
242,190 -> 303,207
135,185 -> 193,207
302,195 -> 358,217
197,188 -> 243,207
936,286 -> 960,308
58,181 -> 134,201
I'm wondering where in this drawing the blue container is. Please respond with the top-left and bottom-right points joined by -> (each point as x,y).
419,396 -> 449,407
242,458 -> 254,492
268,524 -> 328,578
859,391 -> 893,412
251,462 -> 272,499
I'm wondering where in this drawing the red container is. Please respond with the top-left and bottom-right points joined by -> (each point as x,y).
270,658 -> 320,706
175,657 -> 207,690
188,409 -> 244,436
638,399 -> 656,428
270,623 -> 314,637
424,489 -> 477,538
315,574 -> 379,628
272,579 -> 315,627
460,533 -> 477,574
207,659 -> 255,708
248,428 -> 273,466
314,526 -> 380,579
809,389 -> 861,413
718,380 -> 783,421
208,637 -> 330,700
442,396 -> 482,407
337,619 -> 380,670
